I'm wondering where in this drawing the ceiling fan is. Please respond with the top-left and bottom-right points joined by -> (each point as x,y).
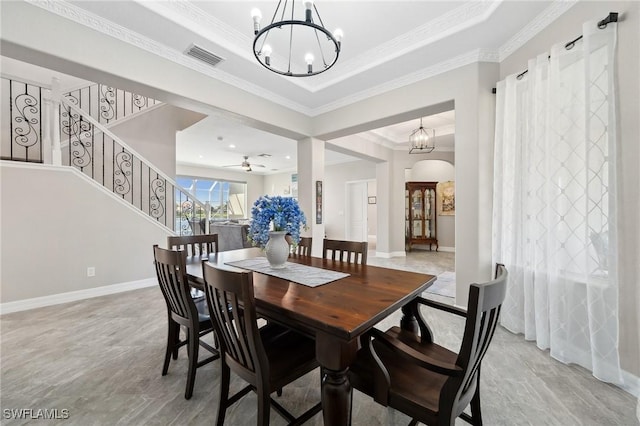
223,155 -> 265,172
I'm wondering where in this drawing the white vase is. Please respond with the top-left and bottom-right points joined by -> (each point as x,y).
265,231 -> 289,269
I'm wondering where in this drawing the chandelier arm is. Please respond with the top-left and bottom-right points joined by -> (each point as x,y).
287,2 -> 294,74
313,4 -> 327,30
312,3 -> 330,66
313,28 -> 329,67
276,0 -> 285,24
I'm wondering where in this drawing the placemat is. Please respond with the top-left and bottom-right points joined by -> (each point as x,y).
225,257 -> 349,288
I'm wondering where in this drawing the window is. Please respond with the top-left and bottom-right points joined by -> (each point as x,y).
176,176 -> 247,221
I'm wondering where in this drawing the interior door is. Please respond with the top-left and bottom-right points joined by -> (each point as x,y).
345,181 -> 368,242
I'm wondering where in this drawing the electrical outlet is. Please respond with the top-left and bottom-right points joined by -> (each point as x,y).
87,267 -> 96,277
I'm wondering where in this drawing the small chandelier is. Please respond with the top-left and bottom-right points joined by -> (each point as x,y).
409,118 -> 436,154
251,0 -> 342,77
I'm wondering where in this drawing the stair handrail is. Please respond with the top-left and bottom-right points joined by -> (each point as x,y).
59,96 -> 210,231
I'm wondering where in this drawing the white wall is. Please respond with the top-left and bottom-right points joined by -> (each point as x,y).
324,160 -> 377,240
263,171 -> 296,197
367,180 -> 377,236
407,159 -> 455,250
109,105 -> 205,178
0,163 -> 171,303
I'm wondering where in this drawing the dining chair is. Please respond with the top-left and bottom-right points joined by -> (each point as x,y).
294,236 -> 312,256
153,245 -> 219,399
202,262 -> 322,426
167,234 -> 218,258
348,264 -> 508,426
322,238 -> 368,265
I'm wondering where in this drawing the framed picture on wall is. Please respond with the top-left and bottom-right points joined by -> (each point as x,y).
316,180 -> 323,224
436,181 -> 455,216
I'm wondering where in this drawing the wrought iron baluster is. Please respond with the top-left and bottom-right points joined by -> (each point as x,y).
4,79 -> 43,163
150,174 -> 166,221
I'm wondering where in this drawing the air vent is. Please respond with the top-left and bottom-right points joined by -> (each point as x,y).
184,44 -> 224,68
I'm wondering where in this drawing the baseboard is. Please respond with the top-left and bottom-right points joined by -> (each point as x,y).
0,278 -> 157,315
408,245 -> 455,253
621,368 -> 640,399
375,251 -> 407,259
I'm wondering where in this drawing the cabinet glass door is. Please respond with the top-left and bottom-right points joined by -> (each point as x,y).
405,190 -> 410,236
426,189 -> 435,238
411,189 -> 423,237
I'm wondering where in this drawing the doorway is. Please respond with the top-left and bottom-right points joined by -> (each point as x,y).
345,180 -> 368,242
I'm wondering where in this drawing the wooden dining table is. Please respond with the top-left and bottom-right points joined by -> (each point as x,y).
185,247 -> 436,426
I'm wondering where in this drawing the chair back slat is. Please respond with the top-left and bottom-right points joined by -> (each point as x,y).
322,239 -> 368,265
295,237 -> 312,256
168,234 -> 218,257
153,245 -> 197,322
451,264 -> 508,404
203,264 -> 264,375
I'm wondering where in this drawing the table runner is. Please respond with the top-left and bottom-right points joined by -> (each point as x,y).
225,257 -> 349,288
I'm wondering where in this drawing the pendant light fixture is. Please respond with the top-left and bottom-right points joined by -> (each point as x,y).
409,118 -> 436,154
251,0 -> 343,77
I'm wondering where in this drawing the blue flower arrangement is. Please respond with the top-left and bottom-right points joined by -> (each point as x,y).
248,195 -> 307,248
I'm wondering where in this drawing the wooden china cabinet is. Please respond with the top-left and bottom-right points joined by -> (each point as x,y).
405,181 -> 438,251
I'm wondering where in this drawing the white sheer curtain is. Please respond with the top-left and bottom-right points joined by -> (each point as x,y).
492,20 -> 622,383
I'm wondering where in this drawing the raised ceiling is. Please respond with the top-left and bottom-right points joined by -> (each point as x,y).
5,1 -> 574,173
50,1 -> 571,116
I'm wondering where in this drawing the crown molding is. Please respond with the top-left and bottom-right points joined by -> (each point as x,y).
24,0 -> 575,118
25,0 -> 314,115
499,0 -> 578,62
309,48 -> 499,116
310,1 -> 502,91
135,0 -> 252,56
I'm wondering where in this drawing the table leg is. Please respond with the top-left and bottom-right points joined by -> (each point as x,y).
316,333 -> 358,426
321,367 -> 352,425
400,302 -> 419,334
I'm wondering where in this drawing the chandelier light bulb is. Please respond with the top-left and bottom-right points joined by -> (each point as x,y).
303,0 -> 314,22
262,44 -> 272,66
251,8 -> 262,34
334,28 -> 343,45
305,53 -> 314,74
304,53 -> 314,65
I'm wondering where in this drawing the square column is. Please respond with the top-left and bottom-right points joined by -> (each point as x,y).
297,138 -> 325,257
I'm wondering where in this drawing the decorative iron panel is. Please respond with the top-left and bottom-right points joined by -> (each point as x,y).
60,100 -> 200,235
1,78 -> 45,163
63,83 -> 160,126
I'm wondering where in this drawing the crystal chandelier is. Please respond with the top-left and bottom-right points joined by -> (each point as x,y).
251,0 -> 342,77
409,118 -> 436,154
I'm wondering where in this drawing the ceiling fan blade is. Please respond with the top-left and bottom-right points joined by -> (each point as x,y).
252,164 -> 266,168
222,164 -> 241,168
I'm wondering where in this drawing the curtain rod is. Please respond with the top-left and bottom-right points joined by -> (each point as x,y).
491,12 -> 618,94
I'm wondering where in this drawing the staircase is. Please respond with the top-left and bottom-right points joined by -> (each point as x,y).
1,76 -> 206,236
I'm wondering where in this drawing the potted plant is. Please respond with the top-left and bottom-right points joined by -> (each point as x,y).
248,195 -> 307,268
